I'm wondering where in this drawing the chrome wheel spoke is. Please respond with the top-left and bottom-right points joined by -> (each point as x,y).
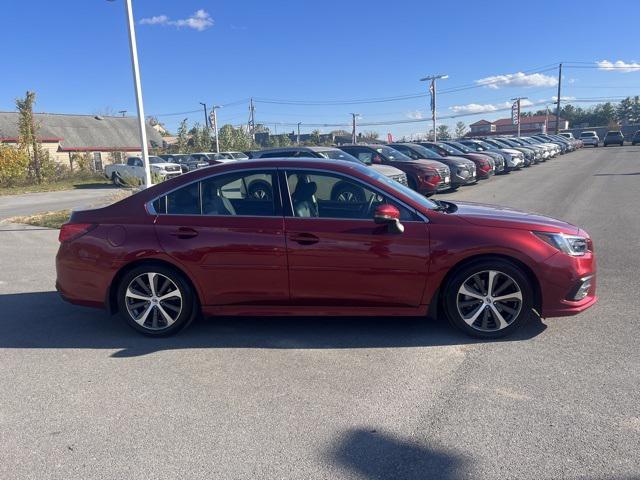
457,269 -> 523,332
493,291 -> 522,302
490,305 -> 509,330
125,272 -> 183,331
126,288 -> 151,301
158,289 -> 182,301
462,304 -> 484,326
459,284 -> 484,300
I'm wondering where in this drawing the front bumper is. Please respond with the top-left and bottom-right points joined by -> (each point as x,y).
538,249 -> 597,318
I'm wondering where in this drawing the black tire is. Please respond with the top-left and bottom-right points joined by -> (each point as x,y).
442,258 -> 533,339
330,182 -> 365,203
117,264 -> 197,336
111,173 -> 120,186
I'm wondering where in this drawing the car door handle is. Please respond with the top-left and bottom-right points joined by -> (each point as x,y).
290,233 -> 319,245
169,227 -> 199,239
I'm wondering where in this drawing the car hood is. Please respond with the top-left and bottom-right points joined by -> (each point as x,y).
451,201 -> 580,234
151,162 -> 181,168
370,163 -> 405,177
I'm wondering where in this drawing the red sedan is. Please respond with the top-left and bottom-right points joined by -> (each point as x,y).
56,159 -> 597,338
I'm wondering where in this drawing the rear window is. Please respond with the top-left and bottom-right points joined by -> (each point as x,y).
580,132 -> 596,137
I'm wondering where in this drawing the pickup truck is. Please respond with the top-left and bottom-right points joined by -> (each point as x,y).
105,156 -> 182,185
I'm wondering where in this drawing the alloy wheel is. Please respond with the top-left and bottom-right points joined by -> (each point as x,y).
125,272 -> 183,331
456,270 -> 523,332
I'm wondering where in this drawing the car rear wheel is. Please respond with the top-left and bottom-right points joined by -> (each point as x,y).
117,265 -> 196,336
443,259 -> 533,338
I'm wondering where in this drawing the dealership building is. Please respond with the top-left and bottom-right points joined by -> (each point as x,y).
468,115 -> 569,137
0,112 -> 162,170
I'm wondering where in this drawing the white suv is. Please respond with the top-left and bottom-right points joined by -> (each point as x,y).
580,131 -> 599,147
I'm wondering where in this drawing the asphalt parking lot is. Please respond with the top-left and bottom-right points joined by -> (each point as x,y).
1,146 -> 639,479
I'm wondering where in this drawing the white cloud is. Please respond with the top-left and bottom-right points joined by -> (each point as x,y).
140,15 -> 169,26
140,9 -> 214,31
475,72 -> 557,89
550,96 -> 576,102
406,110 -> 424,120
450,99 -> 534,115
450,102 -> 511,114
597,60 -> 640,73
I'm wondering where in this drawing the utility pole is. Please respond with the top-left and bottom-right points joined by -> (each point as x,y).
297,122 -> 301,145
248,98 -> 256,141
555,63 -> 563,134
420,74 -> 448,141
199,102 -> 209,128
350,113 -> 360,143
109,0 -> 152,187
210,105 -> 220,153
544,105 -> 550,134
511,97 -> 528,137
118,110 -> 127,117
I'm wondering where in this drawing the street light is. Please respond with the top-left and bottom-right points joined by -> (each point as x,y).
420,74 -> 448,141
108,0 -> 152,188
210,105 -> 221,153
350,113 -> 360,143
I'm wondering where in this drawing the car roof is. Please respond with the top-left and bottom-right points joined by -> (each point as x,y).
257,146 -> 337,153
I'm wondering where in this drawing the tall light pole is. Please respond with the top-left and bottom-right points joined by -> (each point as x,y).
350,113 -> 360,143
210,105 -> 221,153
297,122 -> 301,145
109,0 -> 152,188
511,97 -> 528,137
420,74 -> 448,141
199,102 -> 210,128
555,63 -> 563,134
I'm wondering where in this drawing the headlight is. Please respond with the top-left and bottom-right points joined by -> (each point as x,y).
534,232 -> 589,256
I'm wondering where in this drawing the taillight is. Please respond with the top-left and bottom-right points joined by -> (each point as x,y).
58,223 -> 96,243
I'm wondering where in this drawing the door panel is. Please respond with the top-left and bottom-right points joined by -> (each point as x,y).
155,215 -> 288,306
285,218 -> 429,307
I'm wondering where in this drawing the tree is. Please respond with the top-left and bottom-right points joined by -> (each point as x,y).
16,91 -> 52,183
218,124 -> 254,151
176,119 -> 189,153
454,121 -> 467,139
362,130 -> 380,141
436,124 -> 451,140
309,129 -> 321,146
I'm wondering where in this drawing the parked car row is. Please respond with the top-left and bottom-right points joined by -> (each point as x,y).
239,132 -> 582,198
107,132 -> 584,193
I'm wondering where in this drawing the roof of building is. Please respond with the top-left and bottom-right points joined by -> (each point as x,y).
0,112 -> 163,151
471,115 -> 568,128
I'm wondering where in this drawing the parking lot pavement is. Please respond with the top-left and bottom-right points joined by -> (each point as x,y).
0,185 -> 119,220
1,147 -> 639,479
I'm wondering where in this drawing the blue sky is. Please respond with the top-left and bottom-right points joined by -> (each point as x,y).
3,0 -> 640,138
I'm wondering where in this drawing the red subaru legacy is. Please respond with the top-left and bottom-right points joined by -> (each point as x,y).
56,159 -> 596,338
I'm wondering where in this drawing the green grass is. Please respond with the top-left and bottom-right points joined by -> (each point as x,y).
0,176 -> 111,196
11,210 -> 72,229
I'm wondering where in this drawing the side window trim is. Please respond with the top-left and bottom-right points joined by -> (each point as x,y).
279,167 -> 425,222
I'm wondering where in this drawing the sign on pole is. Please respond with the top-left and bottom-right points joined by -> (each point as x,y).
511,101 -> 520,126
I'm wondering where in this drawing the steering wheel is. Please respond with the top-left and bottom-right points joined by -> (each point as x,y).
364,193 -> 378,218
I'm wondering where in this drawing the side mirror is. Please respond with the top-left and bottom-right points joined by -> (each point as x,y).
374,204 -> 404,234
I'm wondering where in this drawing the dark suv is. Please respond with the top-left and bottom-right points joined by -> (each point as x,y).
632,130 -> 640,146
603,131 -> 624,147
388,142 -> 476,188
158,154 -> 208,173
339,144 -> 451,196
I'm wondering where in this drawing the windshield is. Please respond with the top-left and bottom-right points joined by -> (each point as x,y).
404,144 -> 444,159
446,141 -> 472,153
230,152 -> 249,159
475,140 -> 496,150
436,143 -> 463,155
377,146 -> 413,162
149,156 -> 164,164
317,149 -> 360,162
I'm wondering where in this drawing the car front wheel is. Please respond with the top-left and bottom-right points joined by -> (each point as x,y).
443,259 -> 533,338
117,265 -> 196,336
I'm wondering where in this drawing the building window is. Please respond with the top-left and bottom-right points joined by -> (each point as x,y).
93,152 -> 103,171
